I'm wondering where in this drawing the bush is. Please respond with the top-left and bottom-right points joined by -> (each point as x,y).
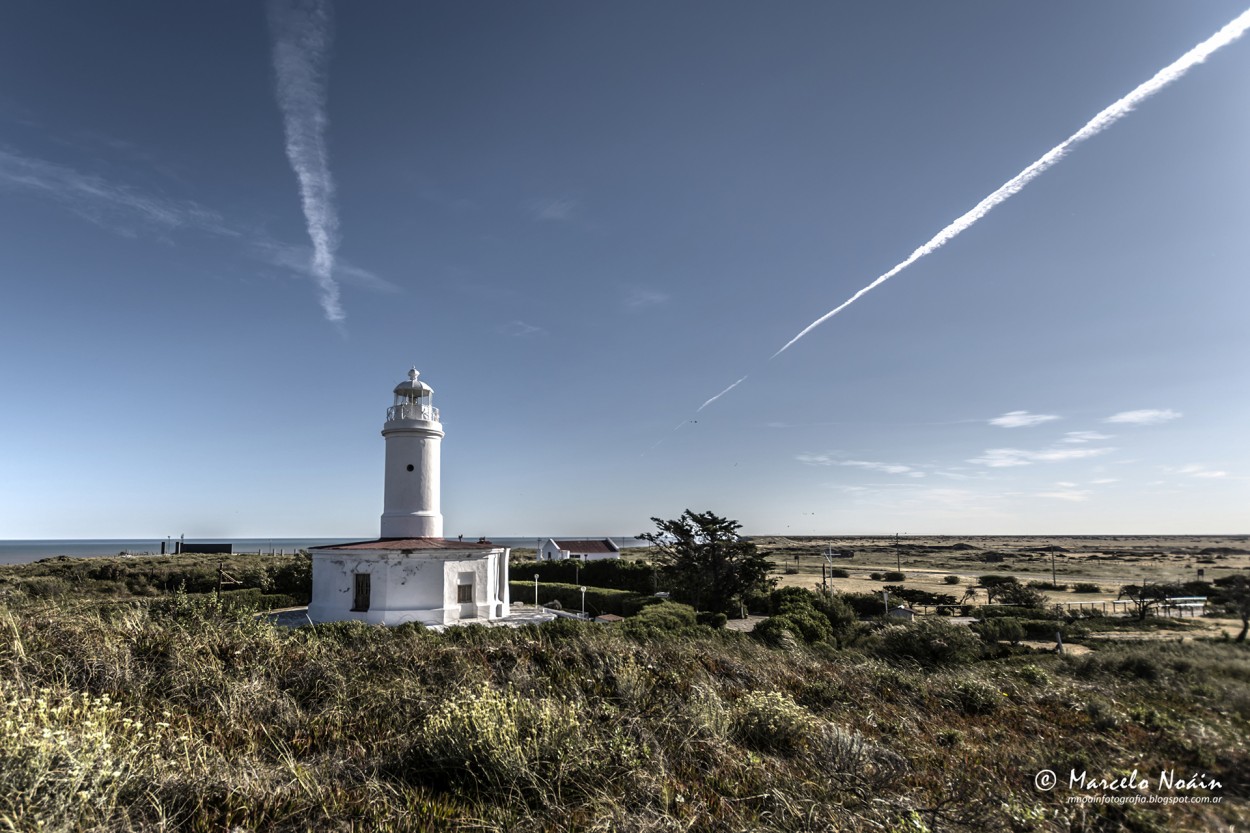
696,611 -> 728,629
510,559 -> 657,594
622,601 -> 697,634
998,584 -> 1047,608
730,691 -> 814,756
869,573 -> 884,581
405,682 -> 586,796
509,581 -> 653,617
974,617 -> 1025,645
882,571 -> 906,582
841,592 -> 888,619
829,568 -> 850,578
943,575 -> 961,585
884,585 -> 957,607
874,618 -> 984,667
756,608 -> 832,645
1072,583 -> 1102,594
944,678 -> 1003,716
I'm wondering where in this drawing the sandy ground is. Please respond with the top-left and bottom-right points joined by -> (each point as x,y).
741,534 -> 1247,611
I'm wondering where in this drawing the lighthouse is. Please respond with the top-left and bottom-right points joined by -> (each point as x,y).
380,368 -> 443,539
307,367 -> 511,626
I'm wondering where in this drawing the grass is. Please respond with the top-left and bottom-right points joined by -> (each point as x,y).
1,547 -> 1247,831
0,581 -> 1247,832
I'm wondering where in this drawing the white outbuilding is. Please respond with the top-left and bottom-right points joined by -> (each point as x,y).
307,369 -> 510,626
538,538 -> 621,561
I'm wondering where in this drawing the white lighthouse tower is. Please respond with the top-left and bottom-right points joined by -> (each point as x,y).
380,368 -> 443,539
307,367 -> 511,626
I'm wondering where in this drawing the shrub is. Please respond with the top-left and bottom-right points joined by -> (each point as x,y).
730,691 -> 814,756
882,571 -> 906,582
405,682 -> 586,795
829,568 -> 850,578
996,584 -> 1048,609
944,678 -> 1003,715
622,601 -> 697,635
884,585 -> 957,607
696,611 -> 728,629
508,581 -> 651,617
760,609 -> 832,645
841,592 -> 888,619
875,618 -> 983,667
762,588 -> 855,643
943,575 -> 961,585
510,559 -> 657,594
1018,664 -> 1049,685
1072,583 -> 1102,594
869,573 -> 884,581
975,617 -> 1025,645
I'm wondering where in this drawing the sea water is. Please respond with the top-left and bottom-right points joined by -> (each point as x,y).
0,537 -> 647,566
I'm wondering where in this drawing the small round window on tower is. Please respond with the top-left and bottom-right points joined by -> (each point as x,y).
406,464 -> 415,472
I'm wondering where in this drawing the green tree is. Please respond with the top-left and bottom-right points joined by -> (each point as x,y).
639,510 -> 775,614
1118,582 -> 1184,621
1211,575 -> 1250,642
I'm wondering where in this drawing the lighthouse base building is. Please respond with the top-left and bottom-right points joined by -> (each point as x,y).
307,368 -> 511,627
307,538 -> 510,626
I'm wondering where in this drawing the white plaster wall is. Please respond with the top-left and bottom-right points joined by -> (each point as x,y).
538,539 -> 619,561
539,539 -> 567,561
380,424 -> 443,538
308,548 -> 508,626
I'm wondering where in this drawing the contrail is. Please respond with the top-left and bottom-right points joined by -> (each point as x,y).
268,0 -> 343,323
698,376 -> 748,412
642,380 -> 747,455
771,8 -> 1250,358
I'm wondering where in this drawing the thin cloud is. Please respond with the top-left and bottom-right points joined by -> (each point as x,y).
797,455 -> 926,477
1176,464 -> 1228,479
528,196 -> 578,222
502,320 -> 545,337
969,446 -> 1114,468
252,238 -> 397,293
0,145 -> 393,306
1035,489 -> 1092,502
1062,430 -> 1113,443
622,286 -> 669,310
268,0 -> 343,323
0,145 -> 228,236
990,410 -> 1060,428
769,9 -> 1250,358
1104,409 -> 1182,425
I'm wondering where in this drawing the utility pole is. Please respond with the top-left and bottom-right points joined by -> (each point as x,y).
895,533 -> 901,572
1051,550 -> 1058,589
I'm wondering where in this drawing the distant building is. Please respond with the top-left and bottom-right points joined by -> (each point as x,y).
888,606 -> 917,621
538,538 -> 621,561
308,369 -> 510,626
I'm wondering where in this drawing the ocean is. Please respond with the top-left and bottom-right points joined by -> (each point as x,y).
0,537 -> 648,566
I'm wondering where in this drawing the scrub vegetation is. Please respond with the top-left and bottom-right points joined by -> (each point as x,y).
1,564 -> 1248,831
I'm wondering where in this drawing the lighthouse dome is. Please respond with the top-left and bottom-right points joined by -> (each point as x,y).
393,367 -> 432,396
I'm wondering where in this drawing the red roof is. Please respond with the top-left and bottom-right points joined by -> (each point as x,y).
553,539 -> 619,554
313,537 -> 498,551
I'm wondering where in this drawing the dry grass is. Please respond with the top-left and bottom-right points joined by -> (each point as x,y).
0,588 -> 1247,832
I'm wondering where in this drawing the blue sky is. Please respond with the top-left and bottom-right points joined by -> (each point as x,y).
1,1 -> 1247,539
